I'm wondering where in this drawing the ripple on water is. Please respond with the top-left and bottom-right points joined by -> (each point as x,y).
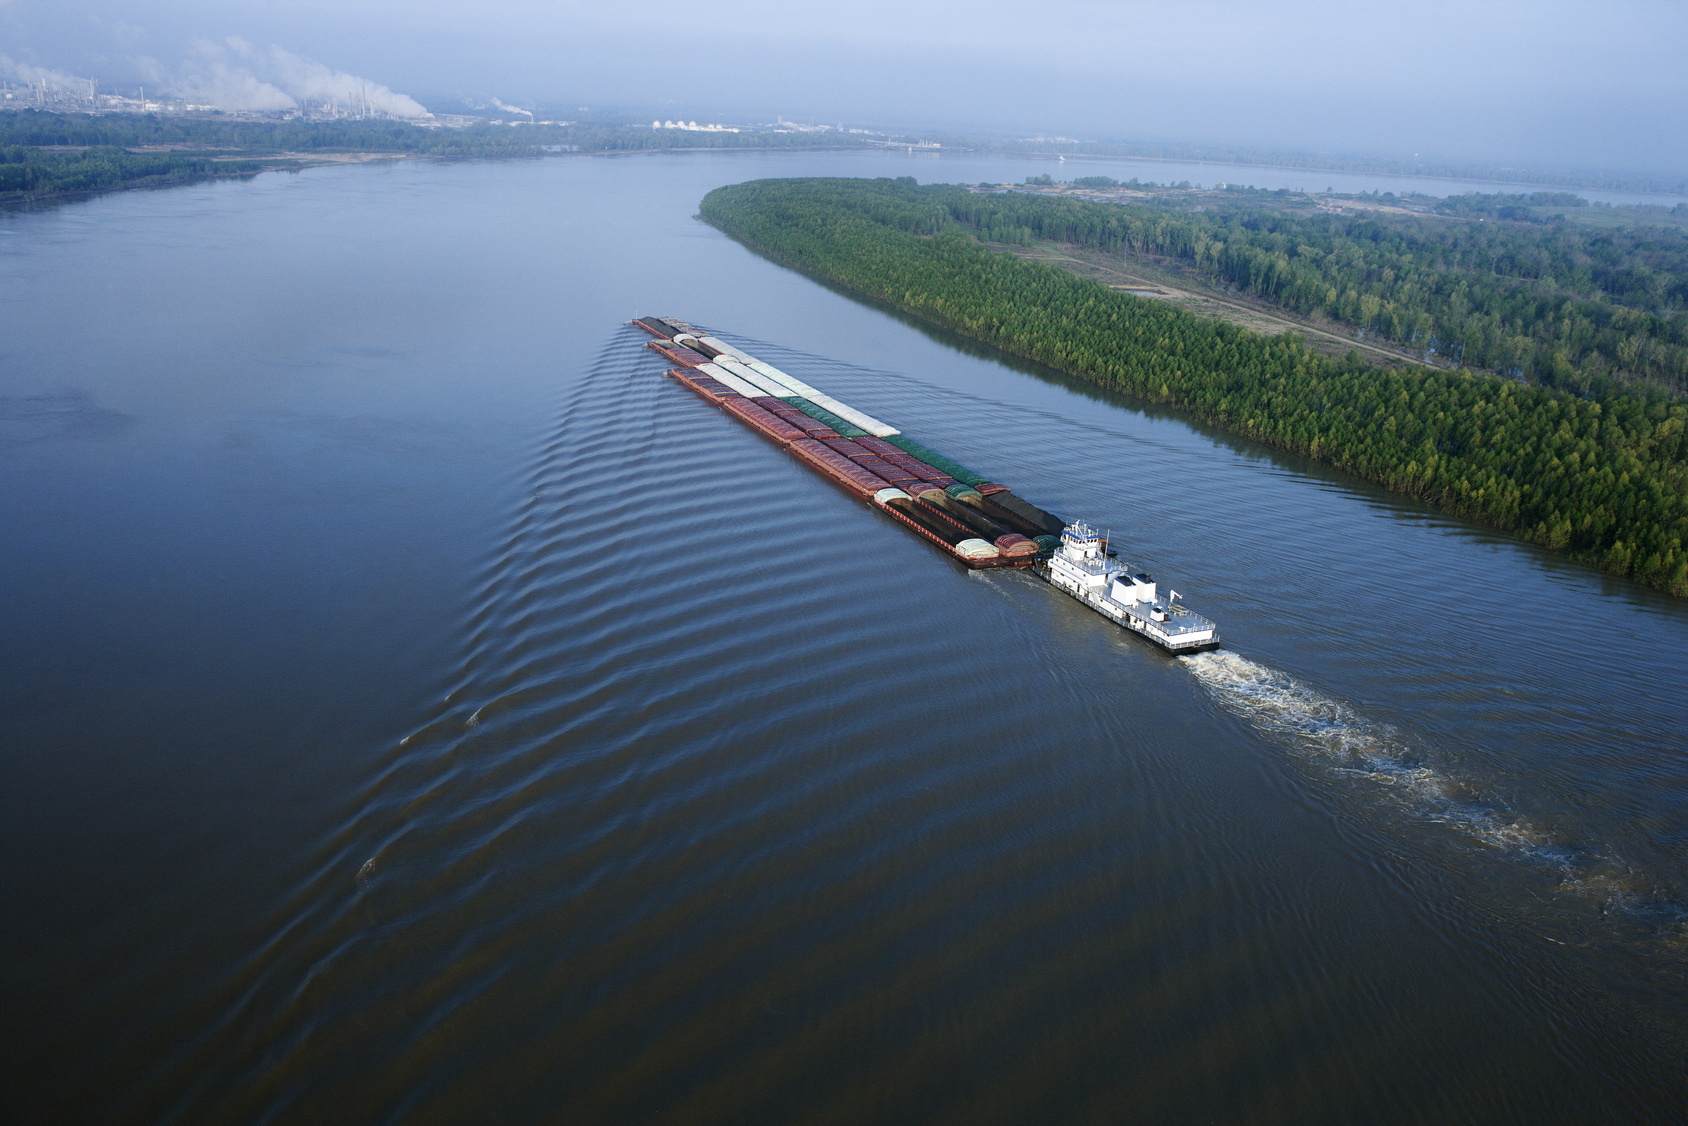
135,324 -> 1687,1123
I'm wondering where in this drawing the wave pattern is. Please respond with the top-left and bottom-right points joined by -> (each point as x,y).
115,326 -> 1688,1124
1183,651 -> 1650,899
734,333 -> 1688,925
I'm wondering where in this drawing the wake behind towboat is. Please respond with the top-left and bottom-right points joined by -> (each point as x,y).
630,315 -> 1220,654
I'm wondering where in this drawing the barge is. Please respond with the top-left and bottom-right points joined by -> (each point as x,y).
630,315 -> 1221,653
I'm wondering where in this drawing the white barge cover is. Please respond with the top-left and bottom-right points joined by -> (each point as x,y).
694,333 -> 902,438
710,358 -> 800,400
746,359 -> 900,437
694,336 -> 760,365
694,362 -> 765,399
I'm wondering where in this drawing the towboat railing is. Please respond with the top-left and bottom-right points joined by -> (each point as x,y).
1139,604 -> 1215,636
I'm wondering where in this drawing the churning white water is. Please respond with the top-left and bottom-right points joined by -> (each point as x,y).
1186,650 -> 1568,862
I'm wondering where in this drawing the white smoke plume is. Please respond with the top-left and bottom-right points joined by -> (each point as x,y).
491,98 -> 532,119
169,38 -> 429,118
0,55 -> 91,91
167,41 -> 291,111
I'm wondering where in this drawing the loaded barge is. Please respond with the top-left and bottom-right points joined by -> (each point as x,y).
631,316 -> 1220,653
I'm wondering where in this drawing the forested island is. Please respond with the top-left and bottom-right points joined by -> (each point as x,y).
0,145 -> 274,198
699,177 -> 1688,595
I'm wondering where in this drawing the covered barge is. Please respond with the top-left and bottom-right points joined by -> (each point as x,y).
630,315 -> 1220,652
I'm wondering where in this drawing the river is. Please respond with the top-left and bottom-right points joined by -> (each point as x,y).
3,151 -> 1686,1123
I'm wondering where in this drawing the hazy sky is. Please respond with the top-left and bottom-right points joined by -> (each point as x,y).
3,0 -> 1683,175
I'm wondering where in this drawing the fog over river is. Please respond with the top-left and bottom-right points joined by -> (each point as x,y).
3,150 -> 1687,1123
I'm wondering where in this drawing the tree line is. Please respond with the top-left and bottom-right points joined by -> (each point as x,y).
952,186 -> 1688,397
0,110 -> 876,202
0,110 -> 874,158
0,144 -> 271,199
0,110 -> 543,156
699,176 -> 1688,596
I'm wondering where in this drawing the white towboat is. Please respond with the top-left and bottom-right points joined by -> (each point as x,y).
1038,521 -> 1219,653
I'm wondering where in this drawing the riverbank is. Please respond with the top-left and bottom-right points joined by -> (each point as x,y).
700,177 -> 1688,596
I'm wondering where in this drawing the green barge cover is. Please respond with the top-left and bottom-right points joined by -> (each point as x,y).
882,435 -> 990,487
780,397 -> 868,438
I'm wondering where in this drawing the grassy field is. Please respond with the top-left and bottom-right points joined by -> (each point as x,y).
992,236 -> 1432,368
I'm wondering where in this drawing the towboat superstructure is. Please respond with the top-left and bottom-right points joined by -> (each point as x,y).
631,315 -> 1222,655
1041,522 -> 1219,652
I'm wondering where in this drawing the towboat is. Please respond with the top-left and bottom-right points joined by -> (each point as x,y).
1039,521 -> 1219,653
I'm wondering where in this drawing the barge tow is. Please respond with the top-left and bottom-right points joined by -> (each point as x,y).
630,315 -> 1221,654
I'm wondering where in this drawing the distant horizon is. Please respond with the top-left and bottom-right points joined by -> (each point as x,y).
2,0 -> 1684,181
4,93 -> 1683,194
